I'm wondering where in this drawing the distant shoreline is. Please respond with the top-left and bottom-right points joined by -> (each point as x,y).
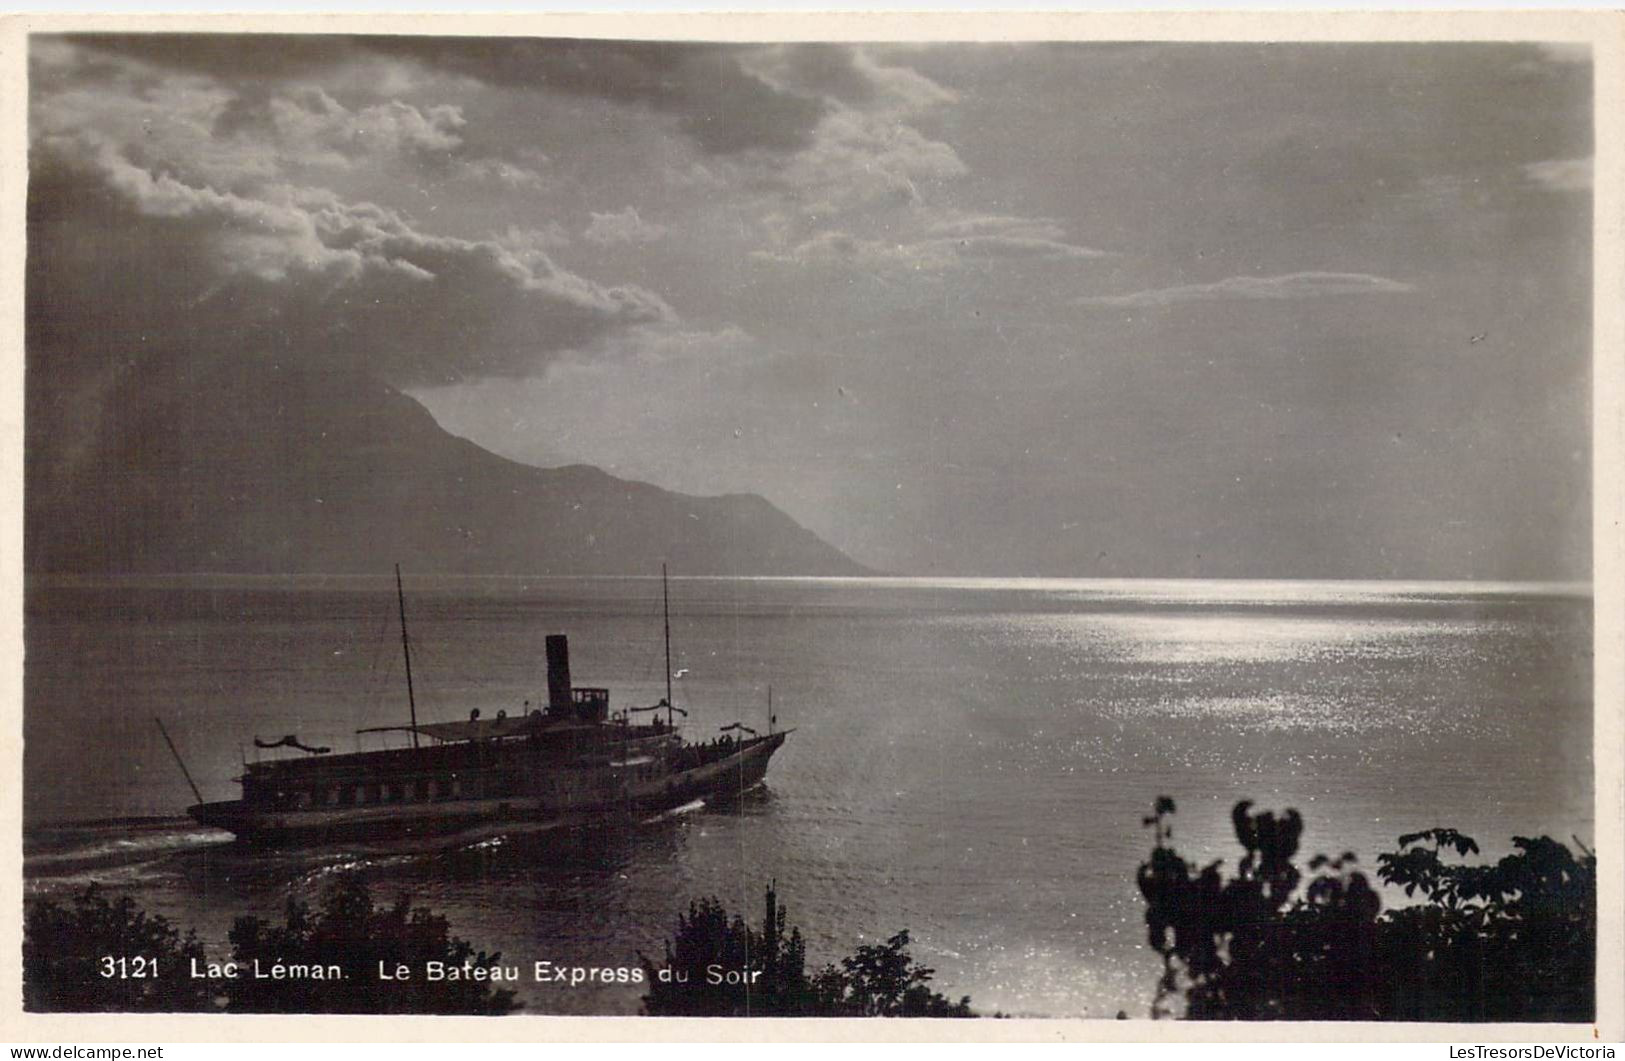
22,571 -> 1593,598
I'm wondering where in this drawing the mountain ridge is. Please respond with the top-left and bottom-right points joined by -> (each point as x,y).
25,358 -> 871,578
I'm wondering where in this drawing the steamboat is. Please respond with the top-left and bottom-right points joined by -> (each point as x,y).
180,568 -> 789,844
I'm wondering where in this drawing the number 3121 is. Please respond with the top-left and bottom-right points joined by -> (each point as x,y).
100,956 -> 158,978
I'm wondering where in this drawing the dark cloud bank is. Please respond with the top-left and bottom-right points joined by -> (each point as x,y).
26,36 -> 1594,580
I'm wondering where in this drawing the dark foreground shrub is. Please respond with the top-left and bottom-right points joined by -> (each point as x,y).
1138,797 -> 1595,1021
226,875 -> 518,1013
641,884 -> 973,1016
817,928 -> 975,1017
24,885 -> 215,1012
24,877 -> 518,1014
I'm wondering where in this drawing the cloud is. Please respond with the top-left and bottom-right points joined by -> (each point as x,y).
1523,157 -> 1591,193
583,206 -> 667,246
52,35 -> 972,251
761,50 -> 965,214
847,49 -> 959,112
928,214 -> 1051,238
753,209 -> 1107,271
498,223 -> 573,254
462,157 -> 547,189
752,230 -> 950,270
745,44 -> 957,114
1078,272 -> 1416,308
553,323 -> 759,371
744,43 -> 879,107
755,221 -> 1107,272
927,214 -> 1109,260
261,89 -> 466,164
953,235 -> 1109,261
649,46 -> 967,228
663,160 -> 728,190
774,108 -> 967,214
31,60 -> 279,187
33,46 -> 543,196
362,38 -> 828,156
64,32 -> 364,82
29,136 -> 674,388
29,40 -> 670,393
228,88 -> 550,189
63,34 -> 834,158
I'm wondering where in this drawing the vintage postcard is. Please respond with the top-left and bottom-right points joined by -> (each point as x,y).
2,10 -> 1620,1044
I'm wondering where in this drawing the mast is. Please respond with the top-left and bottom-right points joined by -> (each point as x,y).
154,717 -> 204,804
663,562 -> 673,730
395,564 -> 420,749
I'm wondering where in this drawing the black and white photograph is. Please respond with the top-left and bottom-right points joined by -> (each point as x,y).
13,16 -> 1618,1033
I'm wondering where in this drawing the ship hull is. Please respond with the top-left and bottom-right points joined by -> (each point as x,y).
189,731 -> 786,845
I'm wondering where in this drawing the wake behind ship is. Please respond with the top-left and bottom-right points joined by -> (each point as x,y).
185,572 -> 790,844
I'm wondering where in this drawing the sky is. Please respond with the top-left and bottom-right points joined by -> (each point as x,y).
27,35 -> 1593,578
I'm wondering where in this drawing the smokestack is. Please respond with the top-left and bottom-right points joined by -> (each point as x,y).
546,635 -> 572,716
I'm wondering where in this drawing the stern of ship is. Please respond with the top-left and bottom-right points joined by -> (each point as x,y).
187,799 -> 250,835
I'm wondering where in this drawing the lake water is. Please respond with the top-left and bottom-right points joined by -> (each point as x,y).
22,576 -> 1594,1018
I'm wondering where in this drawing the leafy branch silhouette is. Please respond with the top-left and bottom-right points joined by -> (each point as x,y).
1138,797 -> 1595,1021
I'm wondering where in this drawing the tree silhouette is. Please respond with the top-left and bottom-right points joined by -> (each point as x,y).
24,885 -> 216,1012
23,877 -> 519,1014
819,930 -> 974,1017
641,884 -> 972,1017
1375,829 -> 1595,1021
1138,797 -> 1595,1021
638,888 -> 812,1016
226,875 -> 518,1013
